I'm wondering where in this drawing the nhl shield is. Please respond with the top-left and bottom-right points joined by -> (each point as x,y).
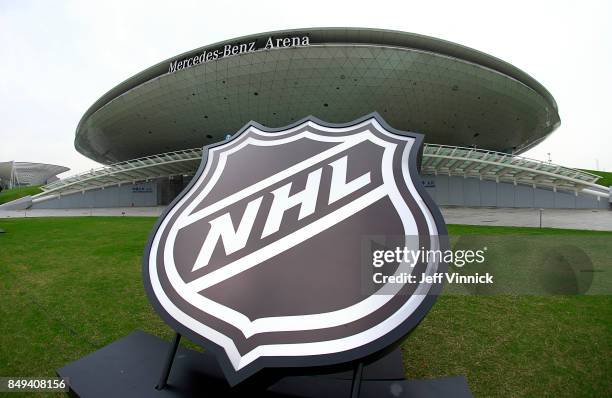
143,113 -> 447,385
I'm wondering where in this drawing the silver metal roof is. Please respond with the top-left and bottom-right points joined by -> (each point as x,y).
38,145 -> 608,200
0,161 -> 70,188
421,144 -> 603,193
75,28 -> 560,164
40,149 -> 200,195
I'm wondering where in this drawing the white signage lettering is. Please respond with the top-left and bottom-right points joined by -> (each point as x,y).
168,35 -> 310,74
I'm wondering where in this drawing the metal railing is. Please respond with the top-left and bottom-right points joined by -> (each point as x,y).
421,144 -> 604,192
37,143 -> 608,198
39,148 -> 203,196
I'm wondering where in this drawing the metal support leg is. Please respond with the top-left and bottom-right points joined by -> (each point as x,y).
155,333 -> 181,390
350,361 -> 364,398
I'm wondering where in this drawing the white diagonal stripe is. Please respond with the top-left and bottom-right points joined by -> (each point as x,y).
177,134 -> 369,229
187,185 -> 387,292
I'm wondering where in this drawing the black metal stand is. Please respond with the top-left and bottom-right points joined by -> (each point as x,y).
57,331 -> 473,397
155,332 -> 181,390
349,361 -> 364,398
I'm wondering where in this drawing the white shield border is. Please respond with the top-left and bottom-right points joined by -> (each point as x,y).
143,113 -> 447,385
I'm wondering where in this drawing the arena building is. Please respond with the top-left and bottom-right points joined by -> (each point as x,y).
10,28 -> 610,210
0,161 -> 68,189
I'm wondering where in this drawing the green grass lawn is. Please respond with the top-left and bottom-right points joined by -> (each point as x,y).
0,186 -> 42,205
581,169 -> 612,187
0,217 -> 610,397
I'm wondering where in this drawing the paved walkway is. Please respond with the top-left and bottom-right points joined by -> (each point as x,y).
441,207 -> 612,231
1,206 -> 611,231
0,206 -> 165,218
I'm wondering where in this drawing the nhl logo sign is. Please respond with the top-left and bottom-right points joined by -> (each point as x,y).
143,113 -> 447,385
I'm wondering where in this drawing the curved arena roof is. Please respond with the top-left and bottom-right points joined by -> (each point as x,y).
75,27 -> 560,165
0,161 -> 69,188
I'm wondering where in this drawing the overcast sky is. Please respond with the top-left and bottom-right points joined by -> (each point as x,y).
1,0 -> 610,176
